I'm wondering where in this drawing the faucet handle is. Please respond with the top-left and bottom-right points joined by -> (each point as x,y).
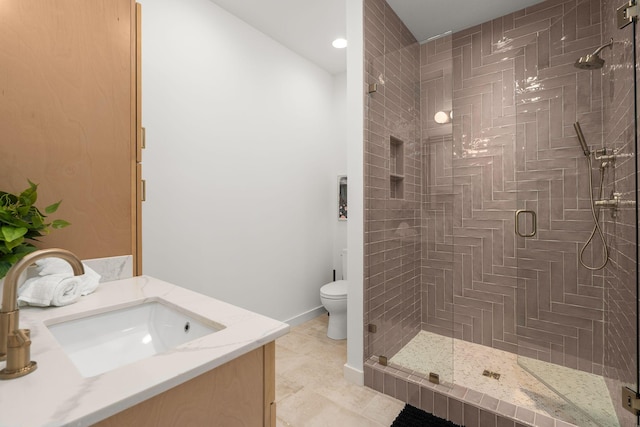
12,329 -> 30,346
0,328 -> 37,379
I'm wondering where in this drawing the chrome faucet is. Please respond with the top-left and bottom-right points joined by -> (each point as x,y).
0,248 -> 84,379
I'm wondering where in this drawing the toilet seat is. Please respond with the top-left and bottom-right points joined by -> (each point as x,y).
321,280 -> 347,299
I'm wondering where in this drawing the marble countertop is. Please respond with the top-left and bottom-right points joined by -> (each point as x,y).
0,275 -> 289,427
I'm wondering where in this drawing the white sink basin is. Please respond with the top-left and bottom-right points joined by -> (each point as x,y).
46,300 -> 223,377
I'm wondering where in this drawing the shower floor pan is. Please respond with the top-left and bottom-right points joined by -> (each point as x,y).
389,331 -> 619,427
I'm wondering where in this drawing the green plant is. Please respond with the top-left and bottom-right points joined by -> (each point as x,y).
0,180 -> 70,279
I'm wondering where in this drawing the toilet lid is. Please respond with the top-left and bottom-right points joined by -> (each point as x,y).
321,280 -> 348,298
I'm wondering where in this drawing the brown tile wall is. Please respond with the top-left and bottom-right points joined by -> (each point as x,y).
363,0 -> 422,360
365,0 -> 638,423
601,0 -> 638,425
410,0 -> 616,373
420,0 -> 608,374
420,35 -> 457,340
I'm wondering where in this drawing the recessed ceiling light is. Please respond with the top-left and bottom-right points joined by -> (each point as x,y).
332,38 -> 347,49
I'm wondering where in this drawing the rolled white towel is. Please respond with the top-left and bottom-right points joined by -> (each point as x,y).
17,274 -> 82,307
35,258 -> 101,296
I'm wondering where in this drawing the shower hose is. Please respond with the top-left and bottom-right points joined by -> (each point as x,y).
579,155 -> 609,270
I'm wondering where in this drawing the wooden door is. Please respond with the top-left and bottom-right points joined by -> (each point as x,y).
0,0 -> 141,272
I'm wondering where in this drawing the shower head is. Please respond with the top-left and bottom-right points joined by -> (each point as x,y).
573,122 -> 590,157
574,38 -> 614,70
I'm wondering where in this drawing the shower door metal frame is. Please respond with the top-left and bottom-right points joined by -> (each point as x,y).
617,0 -> 640,421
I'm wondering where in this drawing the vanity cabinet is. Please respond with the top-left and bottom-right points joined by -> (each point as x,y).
94,342 -> 276,427
0,0 -> 143,274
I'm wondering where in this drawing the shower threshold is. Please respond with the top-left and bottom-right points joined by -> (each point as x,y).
388,331 -> 619,427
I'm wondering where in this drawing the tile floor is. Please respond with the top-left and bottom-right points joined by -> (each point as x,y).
390,331 -> 618,427
275,314 -> 405,426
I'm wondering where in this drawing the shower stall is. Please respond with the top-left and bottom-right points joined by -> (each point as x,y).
362,0 -> 639,426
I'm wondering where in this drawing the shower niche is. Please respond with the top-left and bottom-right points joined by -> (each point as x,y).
389,136 -> 404,199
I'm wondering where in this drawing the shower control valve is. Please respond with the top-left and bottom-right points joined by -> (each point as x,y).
594,194 -> 620,209
595,192 -> 636,218
593,148 -> 634,162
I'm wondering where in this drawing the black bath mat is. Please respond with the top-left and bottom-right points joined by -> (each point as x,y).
391,404 -> 462,427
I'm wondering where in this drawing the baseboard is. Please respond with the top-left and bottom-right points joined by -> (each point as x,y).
343,363 -> 364,385
284,306 -> 327,327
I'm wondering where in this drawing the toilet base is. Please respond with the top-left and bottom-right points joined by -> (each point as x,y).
326,311 -> 347,340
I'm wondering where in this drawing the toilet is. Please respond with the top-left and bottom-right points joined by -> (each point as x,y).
320,249 -> 348,340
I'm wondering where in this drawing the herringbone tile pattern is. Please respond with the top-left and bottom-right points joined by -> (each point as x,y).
365,0 -> 615,374
421,0 -> 606,374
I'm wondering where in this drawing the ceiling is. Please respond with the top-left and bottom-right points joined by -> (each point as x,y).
387,0 -> 546,44
210,0 -> 347,75
209,0 -> 546,75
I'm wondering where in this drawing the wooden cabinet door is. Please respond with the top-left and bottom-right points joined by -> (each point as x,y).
0,0 -> 140,271
94,345 -> 269,427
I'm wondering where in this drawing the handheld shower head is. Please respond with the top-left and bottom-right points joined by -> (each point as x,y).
574,38 -> 614,70
573,122 -> 590,157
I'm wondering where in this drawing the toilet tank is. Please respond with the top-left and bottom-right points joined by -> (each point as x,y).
341,249 -> 348,280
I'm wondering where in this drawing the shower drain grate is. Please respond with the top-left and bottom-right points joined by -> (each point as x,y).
482,369 -> 501,380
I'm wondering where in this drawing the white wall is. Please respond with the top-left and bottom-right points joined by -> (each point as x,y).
345,0 -> 364,385
140,0 -> 346,322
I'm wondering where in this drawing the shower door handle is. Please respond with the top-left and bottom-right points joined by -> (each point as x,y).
515,210 -> 537,238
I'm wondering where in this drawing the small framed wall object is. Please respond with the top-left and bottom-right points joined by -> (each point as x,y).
338,175 -> 347,220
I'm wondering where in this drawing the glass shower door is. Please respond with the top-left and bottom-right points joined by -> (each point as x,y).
407,32 -> 456,386
362,5 -> 454,389
515,3 -> 637,425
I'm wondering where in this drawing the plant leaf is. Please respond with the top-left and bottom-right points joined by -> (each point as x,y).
0,212 -> 29,228
51,219 -> 71,229
16,205 -> 31,216
1,226 -> 27,243
31,214 -> 44,228
0,244 -> 35,279
0,261 -> 11,280
24,230 -> 44,238
12,244 -> 36,256
45,200 -> 61,214
4,235 -> 24,251
0,181 -> 70,269
19,181 -> 38,206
